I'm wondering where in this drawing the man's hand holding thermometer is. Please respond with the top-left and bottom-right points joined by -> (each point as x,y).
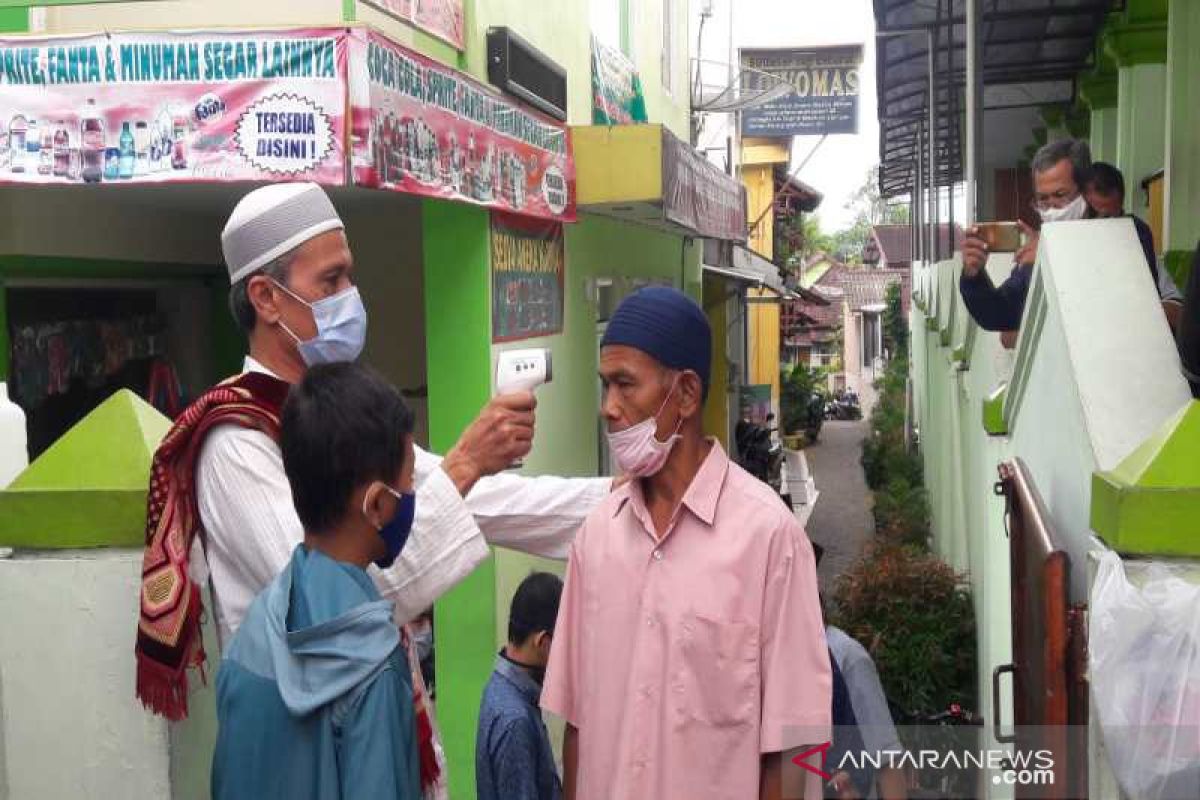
440,347 -> 624,494
494,349 -> 552,468
495,348 -> 553,395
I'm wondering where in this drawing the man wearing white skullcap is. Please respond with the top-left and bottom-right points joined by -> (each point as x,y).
135,183 -> 610,795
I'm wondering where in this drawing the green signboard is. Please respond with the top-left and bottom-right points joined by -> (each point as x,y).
590,36 -> 646,125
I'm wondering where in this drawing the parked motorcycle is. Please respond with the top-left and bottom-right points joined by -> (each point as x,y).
824,389 -> 862,421
734,418 -> 785,498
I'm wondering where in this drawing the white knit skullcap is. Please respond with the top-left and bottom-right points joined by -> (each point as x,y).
221,183 -> 345,284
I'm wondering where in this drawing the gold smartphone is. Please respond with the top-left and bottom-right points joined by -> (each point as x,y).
976,221 -> 1022,252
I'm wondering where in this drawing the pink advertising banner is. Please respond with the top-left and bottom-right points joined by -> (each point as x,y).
0,29 -> 350,186
351,31 -> 575,222
363,0 -> 465,51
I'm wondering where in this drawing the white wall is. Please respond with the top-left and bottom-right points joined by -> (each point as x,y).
0,185 -> 230,265
1007,219 -> 1190,600
0,549 -> 217,800
916,220 -> 1194,796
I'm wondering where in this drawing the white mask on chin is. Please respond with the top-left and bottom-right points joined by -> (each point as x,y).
605,378 -> 683,478
1040,193 -> 1087,224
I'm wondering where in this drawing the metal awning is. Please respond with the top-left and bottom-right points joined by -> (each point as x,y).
703,263 -> 783,293
873,0 -> 1114,198
573,124 -> 748,242
703,240 -> 794,296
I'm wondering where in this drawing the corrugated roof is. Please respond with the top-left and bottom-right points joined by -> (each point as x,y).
873,0 -> 1113,197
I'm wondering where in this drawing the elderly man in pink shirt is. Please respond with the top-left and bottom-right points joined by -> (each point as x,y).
541,287 -> 831,800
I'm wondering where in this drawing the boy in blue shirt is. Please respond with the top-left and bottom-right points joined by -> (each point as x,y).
212,362 -> 421,800
476,572 -> 564,800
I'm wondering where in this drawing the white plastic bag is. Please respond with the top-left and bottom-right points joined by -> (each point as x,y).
1090,550 -> 1200,800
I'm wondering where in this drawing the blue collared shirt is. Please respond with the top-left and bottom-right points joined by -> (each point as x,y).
476,652 -> 562,800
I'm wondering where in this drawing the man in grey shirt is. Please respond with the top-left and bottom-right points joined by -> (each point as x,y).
826,625 -> 908,800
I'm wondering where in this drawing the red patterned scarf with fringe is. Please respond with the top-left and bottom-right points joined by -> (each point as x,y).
135,371 -> 289,720
134,369 -> 443,791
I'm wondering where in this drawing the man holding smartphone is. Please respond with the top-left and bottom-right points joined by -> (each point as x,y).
958,139 -> 1091,333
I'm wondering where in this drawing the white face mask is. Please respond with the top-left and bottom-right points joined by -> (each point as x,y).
272,280 -> 368,366
1039,193 -> 1087,224
605,378 -> 683,478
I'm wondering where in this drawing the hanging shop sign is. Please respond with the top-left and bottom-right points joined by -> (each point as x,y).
740,45 -> 863,137
590,36 -> 646,125
362,0 -> 465,51
0,29 -> 350,185
661,129 -> 746,242
355,31 -> 575,222
490,211 -> 565,343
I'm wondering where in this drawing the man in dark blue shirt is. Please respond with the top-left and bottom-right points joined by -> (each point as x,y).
476,572 -> 563,800
960,140 -> 1177,336
959,138 -> 1093,333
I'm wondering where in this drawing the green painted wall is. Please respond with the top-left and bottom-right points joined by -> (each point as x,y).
463,0 -> 590,126
1164,0 -> 1200,280
422,199 -> 494,800
462,0 -> 691,136
532,214 -> 701,474
914,221 -> 1199,795
1115,63 -> 1167,222
0,6 -> 25,30
1088,107 -> 1119,165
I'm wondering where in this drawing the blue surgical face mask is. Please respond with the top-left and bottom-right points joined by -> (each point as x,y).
272,280 -> 368,366
364,484 -> 416,569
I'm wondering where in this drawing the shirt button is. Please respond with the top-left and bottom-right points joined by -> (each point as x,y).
646,616 -> 655,627
652,549 -> 664,561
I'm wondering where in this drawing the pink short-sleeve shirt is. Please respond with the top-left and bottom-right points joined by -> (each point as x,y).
541,442 -> 831,799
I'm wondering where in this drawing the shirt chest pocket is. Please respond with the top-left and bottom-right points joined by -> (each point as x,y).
676,611 -> 759,728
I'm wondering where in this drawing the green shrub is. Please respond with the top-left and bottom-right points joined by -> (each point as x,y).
781,362 -> 826,437
831,543 -> 977,718
872,477 -> 930,548
861,330 -> 918,491
882,282 -> 908,359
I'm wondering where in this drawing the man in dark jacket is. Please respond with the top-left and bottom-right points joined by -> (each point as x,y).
959,140 -> 1180,339
959,138 -> 1093,333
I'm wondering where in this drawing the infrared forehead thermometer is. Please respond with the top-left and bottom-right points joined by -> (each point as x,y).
495,348 -> 552,469
495,348 -> 553,394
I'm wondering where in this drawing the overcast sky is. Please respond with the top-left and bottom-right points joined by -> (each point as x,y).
691,0 -> 880,233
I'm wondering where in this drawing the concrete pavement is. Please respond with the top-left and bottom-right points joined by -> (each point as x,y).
800,418 -> 876,594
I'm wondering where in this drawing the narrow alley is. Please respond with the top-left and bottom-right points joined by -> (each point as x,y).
803,418 -> 875,593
